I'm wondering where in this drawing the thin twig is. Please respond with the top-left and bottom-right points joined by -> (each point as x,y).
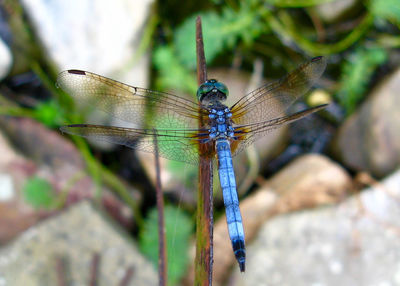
194,16 -> 214,286
196,17 -> 207,85
119,266 -> 135,286
153,130 -> 167,286
55,256 -> 66,286
89,252 -> 100,286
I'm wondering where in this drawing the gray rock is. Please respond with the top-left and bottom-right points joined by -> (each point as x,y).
334,68 -> 400,178
0,201 -> 157,285
20,0 -> 153,85
0,118 -> 139,242
316,0 -> 357,23
0,37 -> 12,80
0,173 -> 14,201
0,130 -> 42,243
233,168 -> 400,286
266,154 -> 350,213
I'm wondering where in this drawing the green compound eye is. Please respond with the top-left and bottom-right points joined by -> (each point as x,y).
214,82 -> 229,97
197,79 -> 229,102
197,81 -> 213,101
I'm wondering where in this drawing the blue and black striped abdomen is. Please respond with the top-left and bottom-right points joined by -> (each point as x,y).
216,139 -> 246,272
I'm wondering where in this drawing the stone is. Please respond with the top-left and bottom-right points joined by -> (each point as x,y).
20,0 -> 153,86
0,201 -> 157,285
316,0 -> 358,23
0,173 -> 14,201
0,37 -> 12,80
0,130 -> 41,243
334,68 -> 400,178
233,168 -> 400,285
0,117 -> 139,242
266,154 -> 351,214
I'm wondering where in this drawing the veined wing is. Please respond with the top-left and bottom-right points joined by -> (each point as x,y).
57,70 -> 203,130
230,57 -> 326,125
231,104 -> 327,156
60,124 -> 211,165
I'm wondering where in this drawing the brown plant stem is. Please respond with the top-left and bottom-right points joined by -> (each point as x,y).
194,16 -> 214,286
154,131 -> 167,286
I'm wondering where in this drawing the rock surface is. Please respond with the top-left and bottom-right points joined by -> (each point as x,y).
266,154 -> 350,214
0,201 -> 157,285
0,130 -> 41,243
233,168 -> 400,286
316,0 -> 357,23
20,0 -> 153,86
334,68 -> 400,178
0,37 -> 12,80
0,117 -> 138,242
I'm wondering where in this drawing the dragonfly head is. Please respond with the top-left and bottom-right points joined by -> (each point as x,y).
197,79 -> 229,104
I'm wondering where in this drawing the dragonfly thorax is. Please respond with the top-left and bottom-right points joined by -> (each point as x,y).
208,106 -> 235,140
197,79 -> 229,104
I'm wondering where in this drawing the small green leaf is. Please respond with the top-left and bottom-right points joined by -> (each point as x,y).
23,177 -> 56,209
337,47 -> 387,115
174,4 -> 264,69
34,100 -> 64,127
369,0 -> 400,24
153,46 -> 197,95
139,206 -> 192,286
265,0 -> 336,7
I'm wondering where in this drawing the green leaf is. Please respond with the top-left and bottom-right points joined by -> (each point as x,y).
139,206 -> 192,286
369,0 -> 400,24
23,177 -> 56,209
265,0 -> 335,7
337,47 -> 387,115
153,46 -> 197,95
34,100 -> 64,127
174,4 -> 264,69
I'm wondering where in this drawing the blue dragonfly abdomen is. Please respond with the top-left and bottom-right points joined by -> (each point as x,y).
216,139 -> 246,272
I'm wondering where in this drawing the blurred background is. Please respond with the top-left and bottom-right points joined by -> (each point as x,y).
0,0 -> 399,285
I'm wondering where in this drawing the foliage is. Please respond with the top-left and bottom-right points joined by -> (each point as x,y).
34,100 -> 64,128
337,47 -> 387,114
139,206 -> 192,286
153,46 -> 198,96
174,2 -> 265,70
23,176 -> 57,209
265,0 -> 335,7
369,0 -> 400,24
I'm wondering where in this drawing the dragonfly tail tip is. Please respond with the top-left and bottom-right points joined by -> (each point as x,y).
239,261 -> 245,272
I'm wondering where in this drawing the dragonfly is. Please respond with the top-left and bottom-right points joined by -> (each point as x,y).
58,56 -> 327,272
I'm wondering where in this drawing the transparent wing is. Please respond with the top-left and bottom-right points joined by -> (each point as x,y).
60,124 -> 211,165
230,57 -> 326,125
57,70 -> 203,130
231,104 -> 327,156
